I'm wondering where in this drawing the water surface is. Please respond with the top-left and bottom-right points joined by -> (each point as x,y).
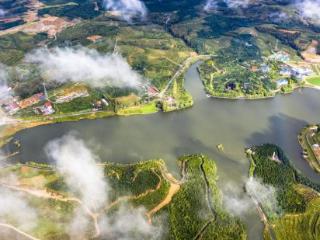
5,63 -> 320,239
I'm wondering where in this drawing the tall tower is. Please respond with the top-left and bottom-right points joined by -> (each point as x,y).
275,39 -> 279,52
43,82 -> 48,100
113,37 -> 118,55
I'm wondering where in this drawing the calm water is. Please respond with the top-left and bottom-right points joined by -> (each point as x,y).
5,63 -> 320,239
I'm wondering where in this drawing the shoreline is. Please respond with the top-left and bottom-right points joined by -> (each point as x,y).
0,107 -> 156,148
204,83 -> 320,101
1,69 -> 320,149
298,125 -> 320,173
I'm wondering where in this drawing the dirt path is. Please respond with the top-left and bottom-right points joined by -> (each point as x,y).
103,170 -> 162,213
192,158 -> 218,240
146,167 -> 182,223
199,159 -> 216,218
0,183 -> 101,238
0,223 -> 40,240
146,180 -> 180,224
192,219 -> 214,240
0,183 -> 80,203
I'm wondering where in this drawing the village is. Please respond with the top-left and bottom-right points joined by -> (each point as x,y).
267,51 -> 313,88
0,79 -> 167,121
244,50 -> 315,91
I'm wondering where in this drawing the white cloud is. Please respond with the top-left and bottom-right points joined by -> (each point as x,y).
0,156 -> 38,233
222,178 -> 280,216
222,181 -> 253,216
0,64 -> 14,126
103,0 -> 147,22
225,0 -> 252,8
0,64 -> 11,100
100,205 -> 162,240
268,11 -> 289,23
0,8 -> 6,17
25,47 -> 143,88
296,0 -> 320,24
68,208 -> 91,239
204,0 -> 218,11
45,133 -> 108,211
45,133 -> 162,239
0,188 -> 38,231
246,177 -> 281,214
204,0 -> 256,10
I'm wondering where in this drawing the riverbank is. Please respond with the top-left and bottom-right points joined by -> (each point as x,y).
201,81 -> 318,100
0,104 -> 157,148
0,89 -> 197,147
0,57 -> 208,148
298,125 -> 320,173
0,110 -> 117,148
200,82 -> 320,101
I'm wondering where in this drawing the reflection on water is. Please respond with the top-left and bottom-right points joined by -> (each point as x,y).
4,63 -> 320,240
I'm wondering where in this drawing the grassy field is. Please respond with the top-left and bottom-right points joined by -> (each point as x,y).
306,76 -> 320,86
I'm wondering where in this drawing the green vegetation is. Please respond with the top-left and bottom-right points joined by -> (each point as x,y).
307,76 -> 320,86
0,19 -> 195,124
197,30 -> 305,99
162,76 -> 193,112
298,125 -> 320,173
0,160 -> 171,239
38,0 -> 102,19
166,154 -> 246,240
248,144 -> 320,240
117,101 -> 158,116
270,185 -> 320,240
0,155 -> 248,240
0,32 -> 48,65
1,0 -> 318,125
51,21 -> 119,46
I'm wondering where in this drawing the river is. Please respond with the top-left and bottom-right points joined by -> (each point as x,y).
4,62 -> 320,239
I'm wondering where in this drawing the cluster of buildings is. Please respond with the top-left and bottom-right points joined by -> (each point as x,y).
279,65 -> 313,80
1,100 -> 20,115
92,98 -> 109,111
139,83 -> 160,98
1,92 -> 55,116
259,51 -> 314,89
18,93 -> 46,109
276,64 -> 313,88
33,101 -> 55,115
